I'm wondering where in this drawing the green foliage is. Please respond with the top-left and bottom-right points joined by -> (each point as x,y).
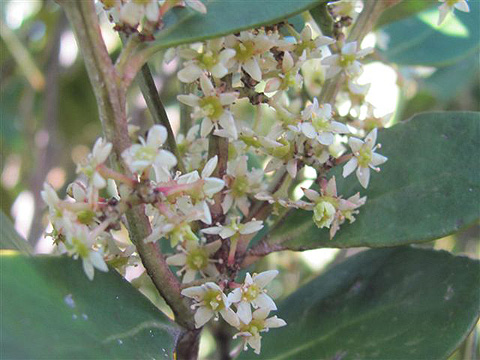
151,0 -> 326,50
378,1 -> 480,66
0,210 -> 33,254
376,0 -> 437,28
266,112 -> 480,251
1,254 -> 179,359
245,247 -> 480,359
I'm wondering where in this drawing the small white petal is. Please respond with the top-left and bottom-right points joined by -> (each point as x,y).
82,259 -> 95,281
200,118 -> 215,138
301,123 -> 317,139
240,220 -> 264,235
371,153 -> 388,166
203,177 -> 225,197
202,156 -> 218,178
243,58 -> 262,82
356,166 -> 370,189
194,307 -> 214,328
205,239 -> 222,255
219,227 -> 236,239
156,150 -> 177,168
147,125 -> 168,148
166,253 -> 187,266
365,128 -> 378,147
181,285 -> 205,298
317,132 -> 334,146
183,269 -> 197,284
178,64 -> 203,83
343,157 -> 358,178
265,316 -> 287,329
253,270 -> 278,288
200,74 -> 215,95
220,307 -> 240,328
201,226 -> 222,235
92,172 -> 107,189
348,137 -> 364,153
303,188 -> 320,202
228,288 -> 243,303
254,293 -> 277,311
89,251 -> 108,272
455,0 -> 470,12
177,94 -> 200,107
237,301 -> 253,324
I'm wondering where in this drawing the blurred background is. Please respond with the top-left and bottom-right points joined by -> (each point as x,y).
1,1 -> 478,358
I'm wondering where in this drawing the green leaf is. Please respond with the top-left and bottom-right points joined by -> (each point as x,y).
245,247 -> 480,360
1,254 -> 180,359
376,0 -> 437,28
0,210 -> 33,254
151,0 -> 325,51
266,112 -> 480,251
422,53 -> 479,101
377,1 -> 480,66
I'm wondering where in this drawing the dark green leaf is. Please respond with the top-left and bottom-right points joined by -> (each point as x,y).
376,0 -> 437,28
422,53 -> 479,101
266,112 -> 480,251
1,254 -> 180,359
310,3 -> 334,37
0,210 -> 33,254
151,0 -> 325,51
378,1 -> 480,66
246,247 -> 480,359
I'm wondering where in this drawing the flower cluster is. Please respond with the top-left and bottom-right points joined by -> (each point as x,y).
182,270 -> 286,354
44,6 -> 397,355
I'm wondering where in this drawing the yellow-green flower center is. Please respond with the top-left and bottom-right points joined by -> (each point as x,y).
77,210 -> 95,225
339,54 -> 356,68
203,289 -> 225,311
169,223 -> 199,247
199,51 -> 218,70
243,283 -> 260,302
234,41 -> 255,62
242,319 -> 265,334
357,146 -> 372,168
199,96 -> 224,119
133,0 -> 151,5
312,113 -> 330,132
313,200 -> 336,229
134,146 -> 156,162
232,176 -> 249,197
72,237 -> 89,259
186,248 -> 209,270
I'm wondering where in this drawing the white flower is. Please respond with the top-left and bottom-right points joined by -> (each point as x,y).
343,128 -> 387,188
437,0 -> 469,25
233,308 -> 286,355
222,156 -> 265,215
76,138 -> 112,189
227,270 -> 278,324
293,25 -> 334,59
166,240 -> 221,283
122,125 -> 177,174
177,75 -> 238,139
181,282 -> 240,328
64,224 -> 108,280
297,98 -> 349,146
120,0 -> 159,27
177,38 -> 236,83
201,218 -> 263,240
322,41 -> 373,79
225,31 -> 277,82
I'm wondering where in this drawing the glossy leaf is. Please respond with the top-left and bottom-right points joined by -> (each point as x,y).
0,210 -> 33,254
265,112 -> 480,251
378,1 -> 480,66
1,254 -> 180,359
245,247 -> 480,359
150,0 -> 325,51
376,0 -> 437,28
